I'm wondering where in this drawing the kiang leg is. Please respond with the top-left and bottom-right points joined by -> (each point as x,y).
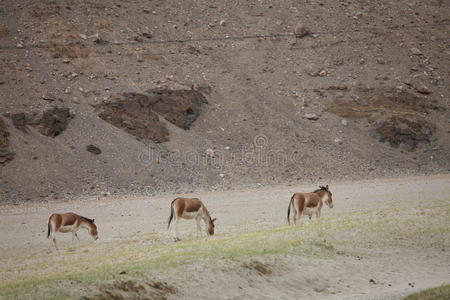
52,237 -> 59,251
294,211 -> 300,225
196,218 -> 202,238
173,218 -> 180,242
316,209 -> 321,220
48,235 -> 54,251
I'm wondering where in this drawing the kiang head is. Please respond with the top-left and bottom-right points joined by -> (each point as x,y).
319,185 -> 334,208
207,217 -> 217,235
89,219 -> 98,240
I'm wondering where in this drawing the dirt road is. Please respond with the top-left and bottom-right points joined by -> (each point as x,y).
0,175 -> 449,299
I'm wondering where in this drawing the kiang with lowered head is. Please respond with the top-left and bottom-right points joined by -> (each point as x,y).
287,185 -> 334,225
167,197 -> 216,242
47,212 -> 98,251
45,186 -> 333,250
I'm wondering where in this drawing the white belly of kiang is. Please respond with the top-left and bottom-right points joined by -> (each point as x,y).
182,212 -> 199,219
303,207 -> 318,216
59,224 -> 78,233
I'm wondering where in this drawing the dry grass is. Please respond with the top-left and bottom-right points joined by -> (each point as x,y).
242,260 -> 273,275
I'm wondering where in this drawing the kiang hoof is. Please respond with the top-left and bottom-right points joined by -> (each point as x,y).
173,238 -> 181,242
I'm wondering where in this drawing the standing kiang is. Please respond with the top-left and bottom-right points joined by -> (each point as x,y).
47,212 -> 98,251
167,197 -> 216,242
287,185 -> 334,225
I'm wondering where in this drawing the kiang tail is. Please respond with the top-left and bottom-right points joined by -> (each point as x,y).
287,194 -> 295,225
47,221 -> 51,238
167,201 -> 175,229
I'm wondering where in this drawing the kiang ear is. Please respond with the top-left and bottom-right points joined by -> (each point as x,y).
92,219 -> 95,223
326,185 -> 329,189
211,218 -> 217,222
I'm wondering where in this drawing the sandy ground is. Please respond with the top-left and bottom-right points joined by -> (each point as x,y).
0,175 -> 449,299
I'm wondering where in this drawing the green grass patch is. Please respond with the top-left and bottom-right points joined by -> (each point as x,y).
403,284 -> 450,300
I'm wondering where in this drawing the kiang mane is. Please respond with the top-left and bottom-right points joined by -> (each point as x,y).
313,186 -> 328,193
80,216 -> 94,223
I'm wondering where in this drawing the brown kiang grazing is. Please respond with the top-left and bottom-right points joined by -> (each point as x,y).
287,185 -> 334,225
47,212 -> 98,251
167,198 -> 216,242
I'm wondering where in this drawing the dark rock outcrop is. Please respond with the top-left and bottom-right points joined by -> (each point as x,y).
10,107 -> 74,137
95,88 -> 208,143
0,117 -> 15,164
373,116 -> 435,151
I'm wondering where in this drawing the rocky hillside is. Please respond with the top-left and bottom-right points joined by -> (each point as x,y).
0,0 -> 449,203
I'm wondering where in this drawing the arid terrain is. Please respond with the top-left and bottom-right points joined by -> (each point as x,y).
1,0 -> 450,299
0,0 -> 449,202
0,175 -> 449,299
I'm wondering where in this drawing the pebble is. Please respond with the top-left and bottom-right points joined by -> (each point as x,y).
294,24 -> 310,38
42,94 -> 57,102
87,144 -> 102,155
341,119 -> 348,126
206,148 -> 215,157
334,138 -> 343,144
288,38 -> 297,46
319,70 -> 328,77
414,83 -> 432,94
304,113 -> 319,120
410,47 -> 422,55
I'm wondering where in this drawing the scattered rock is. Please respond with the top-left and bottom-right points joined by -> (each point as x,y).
86,145 -> 102,155
294,24 -> 310,38
341,119 -> 348,126
287,38 -> 297,46
142,31 -> 153,39
92,32 -> 108,44
219,20 -> 226,26
334,137 -> 343,144
42,93 -> 57,102
304,113 -> 319,120
376,58 -> 386,65
16,43 -> 23,48
318,70 -> 328,77
410,47 -> 422,55
414,83 -> 432,95
369,279 -> 377,284
206,148 -> 215,157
